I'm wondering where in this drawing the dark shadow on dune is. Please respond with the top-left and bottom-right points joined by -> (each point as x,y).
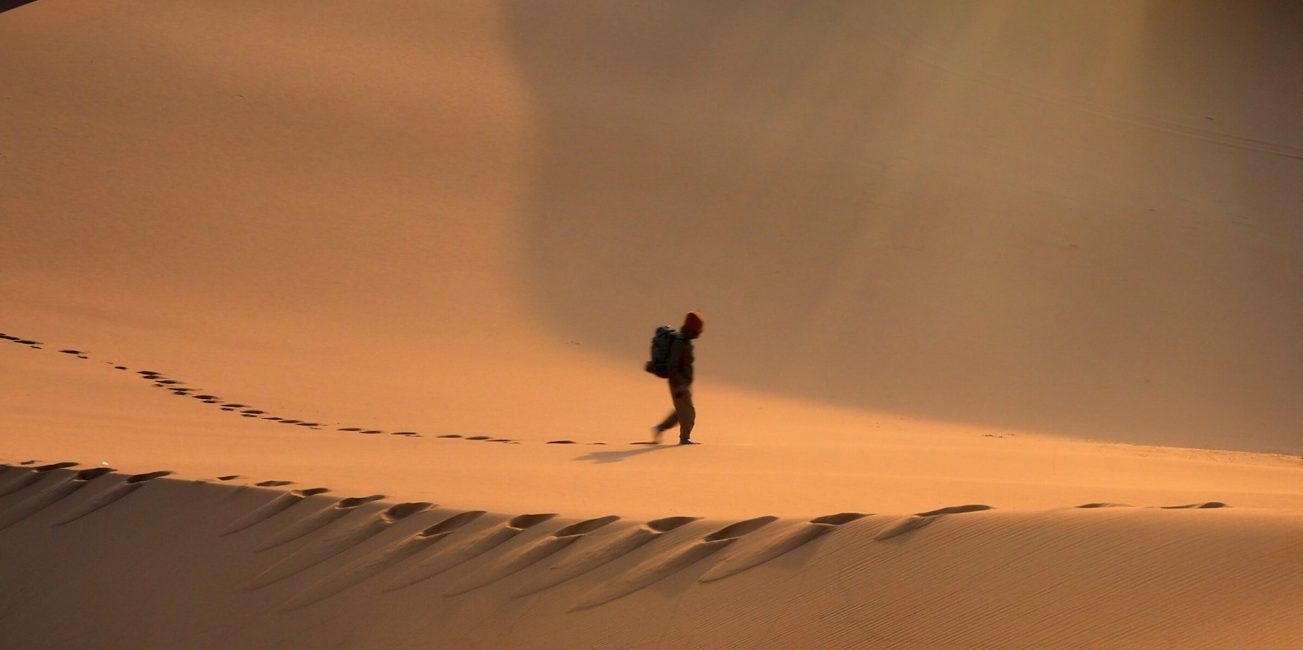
502,1 -> 1303,454
573,445 -> 671,465
0,1 -> 38,14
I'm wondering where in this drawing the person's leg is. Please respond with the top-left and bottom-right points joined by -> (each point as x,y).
654,410 -> 679,433
673,386 -> 695,442
653,382 -> 681,440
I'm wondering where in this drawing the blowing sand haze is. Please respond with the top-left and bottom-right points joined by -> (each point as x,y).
2,0 -> 1301,648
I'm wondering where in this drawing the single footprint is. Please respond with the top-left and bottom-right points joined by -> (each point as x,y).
1160,502 -> 1228,509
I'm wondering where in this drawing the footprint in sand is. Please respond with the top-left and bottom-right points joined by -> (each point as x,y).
874,504 -> 993,541
0,462 -> 79,497
221,487 -> 331,536
385,513 -> 559,591
574,516 -> 778,609
5,330 -> 509,446
699,512 -> 869,583
256,494 -> 386,550
51,470 -> 173,526
0,466 -> 119,530
248,501 -> 433,589
446,515 -> 621,596
513,515 -> 698,597
281,509 -> 487,610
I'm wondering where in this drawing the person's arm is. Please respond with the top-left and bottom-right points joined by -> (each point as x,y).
666,338 -> 687,385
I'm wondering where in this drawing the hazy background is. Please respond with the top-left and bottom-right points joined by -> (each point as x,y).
503,0 -> 1303,452
2,0 -> 1300,453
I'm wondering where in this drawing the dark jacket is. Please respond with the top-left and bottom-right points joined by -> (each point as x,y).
666,335 -> 694,386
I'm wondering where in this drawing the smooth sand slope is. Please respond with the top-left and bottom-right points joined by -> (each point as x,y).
2,1 -> 1301,648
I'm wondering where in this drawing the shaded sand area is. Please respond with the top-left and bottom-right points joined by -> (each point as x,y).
0,464 -> 1300,648
2,1 -> 1302,647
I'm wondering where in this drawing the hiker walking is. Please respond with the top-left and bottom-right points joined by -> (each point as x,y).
648,311 -> 704,445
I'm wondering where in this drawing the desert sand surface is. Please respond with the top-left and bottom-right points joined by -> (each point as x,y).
2,1 -> 1301,648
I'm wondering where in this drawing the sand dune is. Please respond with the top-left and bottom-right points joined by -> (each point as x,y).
2,0 -> 1302,647
0,464 -> 1299,648
3,0 -> 1300,454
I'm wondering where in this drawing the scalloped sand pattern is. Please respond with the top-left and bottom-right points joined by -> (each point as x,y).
0,466 -> 1298,647
3,0 -> 1303,647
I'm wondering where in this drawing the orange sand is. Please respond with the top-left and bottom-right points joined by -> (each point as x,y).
2,1 -> 1300,647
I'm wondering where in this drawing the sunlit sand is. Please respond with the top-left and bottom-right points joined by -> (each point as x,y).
2,1 -> 1300,647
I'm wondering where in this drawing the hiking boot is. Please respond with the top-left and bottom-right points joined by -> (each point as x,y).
678,437 -> 695,445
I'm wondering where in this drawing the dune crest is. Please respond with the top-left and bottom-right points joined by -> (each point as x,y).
0,465 -> 1299,648
3,0 -> 1302,646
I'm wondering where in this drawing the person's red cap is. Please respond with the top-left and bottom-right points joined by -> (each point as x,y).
682,311 -> 704,333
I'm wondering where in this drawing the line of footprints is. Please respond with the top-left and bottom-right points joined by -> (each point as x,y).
0,462 -> 1228,611
0,330 -> 608,445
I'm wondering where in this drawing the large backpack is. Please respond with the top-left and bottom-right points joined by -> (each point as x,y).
645,325 -> 677,378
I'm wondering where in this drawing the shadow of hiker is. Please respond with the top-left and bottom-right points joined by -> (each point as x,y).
573,444 -> 671,464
